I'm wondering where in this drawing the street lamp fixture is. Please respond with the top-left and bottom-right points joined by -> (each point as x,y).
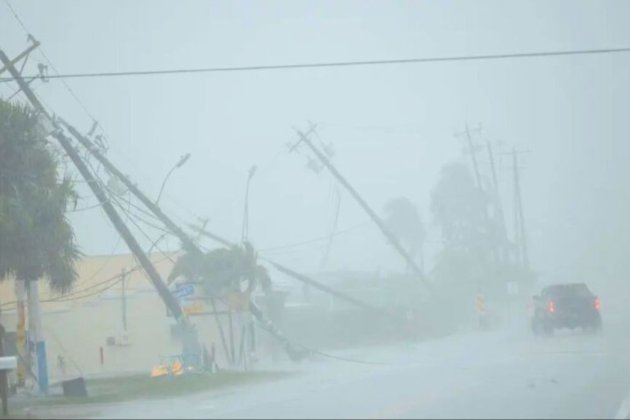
156,153 -> 191,205
241,165 -> 257,243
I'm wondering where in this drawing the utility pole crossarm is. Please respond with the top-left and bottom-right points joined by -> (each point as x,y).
294,128 -> 431,290
0,41 -> 40,77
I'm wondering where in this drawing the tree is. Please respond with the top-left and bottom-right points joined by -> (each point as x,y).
168,242 -> 271,297
383,197 -> 425,271
430,162 -> 494,257
0,100 -> 80,293
429,162 -> 535,329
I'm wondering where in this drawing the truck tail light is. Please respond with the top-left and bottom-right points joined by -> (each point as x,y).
548,300 -> 556,313
594,297 -> 601,311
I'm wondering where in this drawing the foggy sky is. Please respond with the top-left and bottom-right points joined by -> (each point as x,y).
1,1 -> 629,291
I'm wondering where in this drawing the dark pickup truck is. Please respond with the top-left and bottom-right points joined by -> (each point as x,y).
531,283 -> 602,335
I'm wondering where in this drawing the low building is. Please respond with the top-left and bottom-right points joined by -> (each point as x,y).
0,252 -> 270,385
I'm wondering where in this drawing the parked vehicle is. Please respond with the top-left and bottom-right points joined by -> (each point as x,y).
531,283 -> 602,335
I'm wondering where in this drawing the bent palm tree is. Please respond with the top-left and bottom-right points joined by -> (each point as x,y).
168,242 -> 312,363
383,197 -> 425,273
0,100 -> 80,293
168,241 -> 271,298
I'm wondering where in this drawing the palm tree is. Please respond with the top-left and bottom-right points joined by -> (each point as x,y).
0,99 -> 80,292
168,241 -> 271,297
168,242 -> 280,365
0,99 -> 80,389
383,197 -> 425,272
430,162 -> 495,257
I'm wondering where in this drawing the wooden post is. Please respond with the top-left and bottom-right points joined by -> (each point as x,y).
15,281 -> 26,387
0,323 -> 8,416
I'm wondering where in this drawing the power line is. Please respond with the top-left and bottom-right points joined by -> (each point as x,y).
68,202 -> 106,213
0,272 -> 119,308
83,157 -> 172,236
109,193 -> 177,262
110,193 -> 174,240
50,251 -> 175,303
259,220 -> 372,253
0,253 -> 174,308
2,47 -> 628,83
2,0 -> 28,34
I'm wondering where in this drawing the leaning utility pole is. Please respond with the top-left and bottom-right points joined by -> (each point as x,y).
60,110 -> 397,362
60,120 -> 319,359
4,42 -> 406,367
60,115 -> 397,324
292,126 -> 431,290
511,149 -> 530,270
455,123 -> 483,191
456,125 -> 498,262
462,124 -> 484,191
189,225 -> 398,321
486,141 -> 508,263
121,269 -> 128,334
59,119 -> 201,256
0,48 -> 200,363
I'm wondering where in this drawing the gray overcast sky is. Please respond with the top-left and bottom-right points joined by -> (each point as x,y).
1,1 -> 629,289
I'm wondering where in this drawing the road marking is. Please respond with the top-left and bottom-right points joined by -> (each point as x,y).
615,389 -> 630,419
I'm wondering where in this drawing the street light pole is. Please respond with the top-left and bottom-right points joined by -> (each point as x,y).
241,165 -> 257,244
240,165 -> 257,368
156,153 -> 191,205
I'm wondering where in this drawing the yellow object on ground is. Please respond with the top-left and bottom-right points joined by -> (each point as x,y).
171,360 -> 183,376
151,365 -> 169,378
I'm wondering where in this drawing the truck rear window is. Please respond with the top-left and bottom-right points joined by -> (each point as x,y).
545,284 -> 593,298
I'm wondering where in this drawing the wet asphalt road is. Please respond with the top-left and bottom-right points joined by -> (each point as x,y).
91,311 -> 630,419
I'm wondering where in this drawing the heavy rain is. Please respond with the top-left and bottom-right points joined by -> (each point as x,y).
0,1 -> 629,419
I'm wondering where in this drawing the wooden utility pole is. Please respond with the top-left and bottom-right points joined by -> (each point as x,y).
456,124 -> 499,263
486,141 -> 508,262
292,126 -> 431,290
463,124 -> 484,191
0,48 -> 199,357
121,269 -> 128,334
511,149 -> 530,270
0,323 -> 8,416
61,107 -> 398,360
319,186 -> 341,272
15,281 -> 26,387
2,44 -> 403,366
62,117 -> 399,323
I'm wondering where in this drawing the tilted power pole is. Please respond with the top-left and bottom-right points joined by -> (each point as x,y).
486,141 -> 509,263
0,48 -> 200,360
292,126 -> 431,290
60,119 -> 395,323
462,123 -> 484,191
511,149 -> 530,270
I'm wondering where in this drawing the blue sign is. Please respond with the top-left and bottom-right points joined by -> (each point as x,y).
173,284 -> 195,299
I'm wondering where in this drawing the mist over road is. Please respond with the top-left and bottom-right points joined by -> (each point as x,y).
92,307 -> 630,419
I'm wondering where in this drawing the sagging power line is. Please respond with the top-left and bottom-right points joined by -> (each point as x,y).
1,47 -> 629,83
